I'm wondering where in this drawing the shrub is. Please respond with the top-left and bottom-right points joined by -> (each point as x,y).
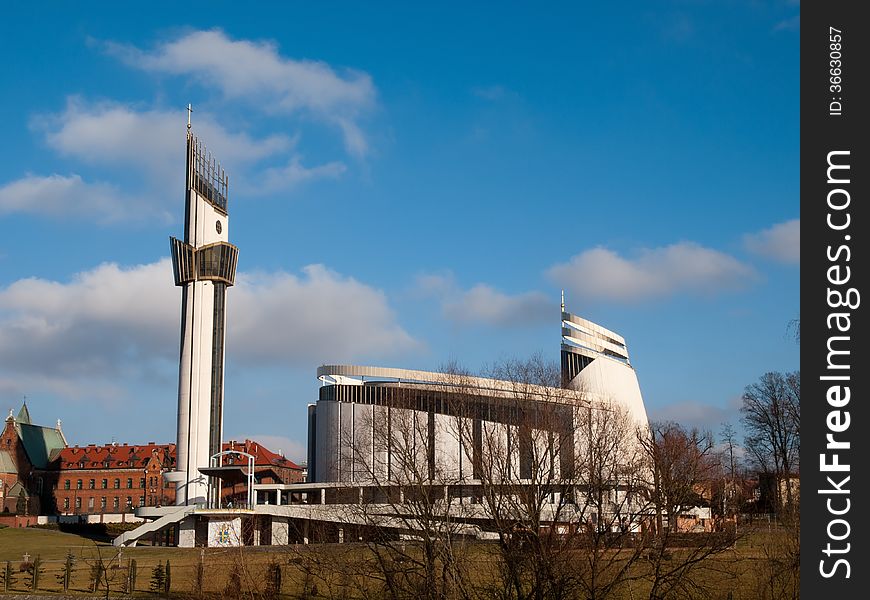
224,562 -> 242,598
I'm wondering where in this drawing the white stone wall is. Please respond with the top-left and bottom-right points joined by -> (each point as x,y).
37,514 -> 144,525
570,357 -> 649,428
271,517 -> 290,545
314,400 -> 340,482
178,516 -> 196,548
434,412 -> 461,481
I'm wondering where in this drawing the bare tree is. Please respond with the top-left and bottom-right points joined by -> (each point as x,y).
81,542 -> 124,600
740,371 -> 800,518
754,518 -> 800,600
452,357 -> 651,600
787,318 -> 800,344
299,357 -> 762,599
641,422 -> 715,535
716,422 -> 746,521
316,373 -> 475,600
570,399 -> 650,600
637,422 -> 736,600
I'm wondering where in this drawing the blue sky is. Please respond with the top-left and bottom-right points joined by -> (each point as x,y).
0,2 -> 799,461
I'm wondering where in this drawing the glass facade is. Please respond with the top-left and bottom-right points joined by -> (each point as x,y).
170,237 -> 196,285
209,282 -> 226,457
170,239 -> 238,286
318,383 -> 574,429
197,243 -> 238,284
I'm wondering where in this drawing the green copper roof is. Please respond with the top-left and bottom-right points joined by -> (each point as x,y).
15,422 -> 66,469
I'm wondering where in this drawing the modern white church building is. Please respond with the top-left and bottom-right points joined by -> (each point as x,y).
115,121 -> 650,548
308,308 -> 648,487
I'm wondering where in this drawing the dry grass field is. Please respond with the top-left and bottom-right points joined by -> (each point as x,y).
0,525 -> 798,599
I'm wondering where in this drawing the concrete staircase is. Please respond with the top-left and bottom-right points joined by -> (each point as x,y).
113,505 -> 194,547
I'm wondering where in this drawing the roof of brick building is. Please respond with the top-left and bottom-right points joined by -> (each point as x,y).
50,439 -> 301,471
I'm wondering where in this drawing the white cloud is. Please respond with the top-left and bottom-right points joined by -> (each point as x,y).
413,273 -> 457,297
548,242 -> 756,303
257,157 -> 346,195
743,219 -> 799,264
34,98 -> 348,202
232,265 -> 418,364
0,261 -> 179,380
0,174 -> 164,223
103,29 -> 376,157
39,98 -> 291,180
415,273 -> 553,326
0,260 -> 417,399
444,285 -> 553,326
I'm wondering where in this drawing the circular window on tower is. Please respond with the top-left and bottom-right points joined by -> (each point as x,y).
215,220 -> 223,234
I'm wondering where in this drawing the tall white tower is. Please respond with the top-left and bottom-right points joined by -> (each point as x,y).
168,119 -> 239,505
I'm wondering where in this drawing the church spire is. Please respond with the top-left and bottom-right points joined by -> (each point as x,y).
16,400 -> 31,425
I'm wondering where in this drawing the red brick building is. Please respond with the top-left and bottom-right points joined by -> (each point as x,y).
2,402 -> 303,518
48,442 -> 176,515
1,404 -> 67,515
47,439 -> 303,516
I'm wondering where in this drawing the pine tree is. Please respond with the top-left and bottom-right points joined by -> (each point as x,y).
264,559 -> 282,599
224,562 -> 242,598
164,560 -> 171,597
30,554 -> 41,591
57,552 -> 74,592
194,551 -> 204,600
89,561 -> 103,593
2,561 -> 15,592
150,562 -> 166,594
128,558 -> 137,593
